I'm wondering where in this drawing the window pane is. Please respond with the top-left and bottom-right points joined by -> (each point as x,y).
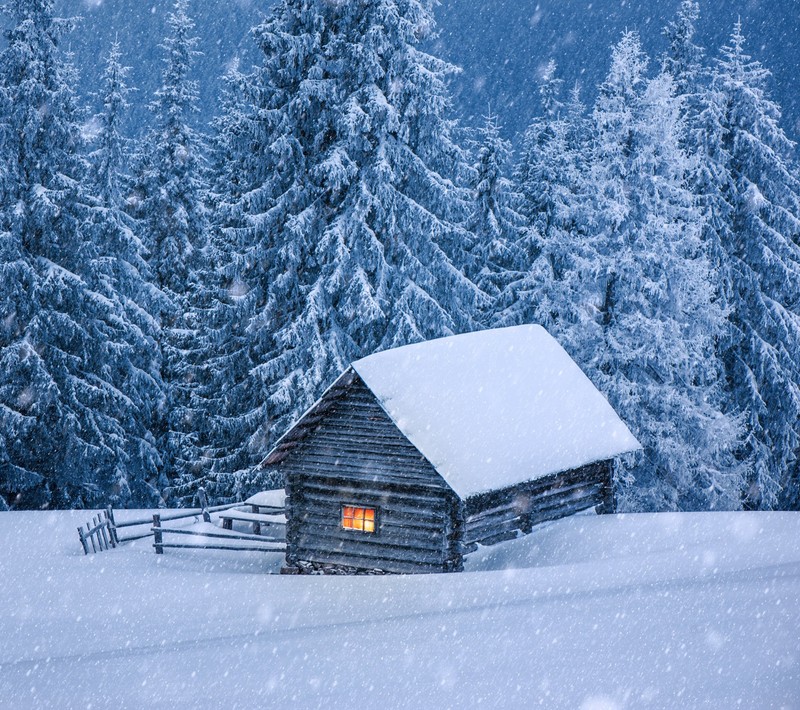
341,505 -> 376,533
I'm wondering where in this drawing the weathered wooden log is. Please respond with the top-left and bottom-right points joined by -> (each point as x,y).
105,507 -> 119,545
152,514 -> 163,554
97,515 -> 110,550
111,502 -> 243,530
77,526 -> 89,555
156,543 -> 286,553
197,487 -> 211,523
155,527 -> 284,545
88,518 -> 98,553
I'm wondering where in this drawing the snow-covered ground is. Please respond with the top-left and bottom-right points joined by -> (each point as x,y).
1,509 -> 798,709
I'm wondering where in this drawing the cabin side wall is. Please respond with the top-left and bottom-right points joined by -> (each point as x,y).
282,378 -> 462,574
464,460 -> 614,548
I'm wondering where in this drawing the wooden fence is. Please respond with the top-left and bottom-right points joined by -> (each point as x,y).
77,508 -> 118,554
152,513 -> 286,555
77,501 -> 243,554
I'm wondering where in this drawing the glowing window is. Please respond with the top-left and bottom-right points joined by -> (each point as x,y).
342,506 -> 376,533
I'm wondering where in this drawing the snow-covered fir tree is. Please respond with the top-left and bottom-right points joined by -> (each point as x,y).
183,235 -> 266,502
660,2 -> 736,302
84,42 -> 167,505
465,113 -> 527,307
127,0 -> 210,500
0,1 -> 153,508
90,43 -> 133,207
558,33 -> 743,511
220,0 -> 485,460
661,0 -> 705,101
498,69 -> 592,335
515,59 -> 568,236
695,22 -> 800,509
130,0 -> 207,295
184,25 -> 324,499
176,64 -> 272,502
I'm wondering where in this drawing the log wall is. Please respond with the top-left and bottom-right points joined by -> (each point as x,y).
281,374 -> 463,574
463,460 -> 614,548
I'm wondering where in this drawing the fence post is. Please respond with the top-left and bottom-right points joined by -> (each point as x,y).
153,514 -> 163,554
105,506 -> 119,545
104,511 -> 116,548
77,526 -> 89,555
88,518 -> 98,553
96,514 -> 110,551
197,487 -> 211,523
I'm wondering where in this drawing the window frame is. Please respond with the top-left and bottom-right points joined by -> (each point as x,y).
340,504 -> 379,534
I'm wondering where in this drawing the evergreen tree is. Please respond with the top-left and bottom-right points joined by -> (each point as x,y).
184,231 -> 265,502
0,1 -> 147,508
498,70 -> 590,334
465,113 -> 526,305
698,22 -> 800,509
534,33 -> 743,511
91,42 -> 132,207
661,0 -> 704,99
661,2 -> 736,284
130,0 -> 206,296
184,21 -> 324,499
223,0 -> 485,456
174,65 -> 270,503
85,43 -> 166,506
596,33 -> 743,510
128,0 -> 210,499
537,59 -> 564,119
516,59 -> 569,235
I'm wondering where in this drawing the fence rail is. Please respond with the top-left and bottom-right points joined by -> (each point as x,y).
78,485 -> 286,556
152,514 -> 286,555
78,500 -> 244,553
109,502 -> 243,536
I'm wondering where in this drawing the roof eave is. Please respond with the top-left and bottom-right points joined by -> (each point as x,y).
255,367 -> 358,469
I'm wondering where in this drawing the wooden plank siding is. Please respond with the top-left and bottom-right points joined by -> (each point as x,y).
280,374 -> 464,574
463,460 -> 614,547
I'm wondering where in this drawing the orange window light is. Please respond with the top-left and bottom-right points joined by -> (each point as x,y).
342,506 -> 376,533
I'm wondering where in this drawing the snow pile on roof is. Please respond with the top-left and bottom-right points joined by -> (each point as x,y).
353,324 -> 641,498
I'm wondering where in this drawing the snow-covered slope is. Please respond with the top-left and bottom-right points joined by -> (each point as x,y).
1,510 -> 798,708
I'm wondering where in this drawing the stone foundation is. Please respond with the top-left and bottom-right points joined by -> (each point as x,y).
281,560 -> 394,575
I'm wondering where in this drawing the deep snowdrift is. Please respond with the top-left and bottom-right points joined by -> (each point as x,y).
1,509 -> 798,708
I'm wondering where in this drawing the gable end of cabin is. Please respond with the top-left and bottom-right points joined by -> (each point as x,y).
274,371 -> 465,574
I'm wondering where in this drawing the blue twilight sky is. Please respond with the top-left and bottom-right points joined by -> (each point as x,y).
57,0 -> 800,144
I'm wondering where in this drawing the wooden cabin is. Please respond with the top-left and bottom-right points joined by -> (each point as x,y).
258,324 -> 641,575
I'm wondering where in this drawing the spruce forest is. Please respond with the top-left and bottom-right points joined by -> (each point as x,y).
1,0 -> 799,514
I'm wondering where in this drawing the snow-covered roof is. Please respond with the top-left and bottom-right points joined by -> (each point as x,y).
351,324 -> 641,498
